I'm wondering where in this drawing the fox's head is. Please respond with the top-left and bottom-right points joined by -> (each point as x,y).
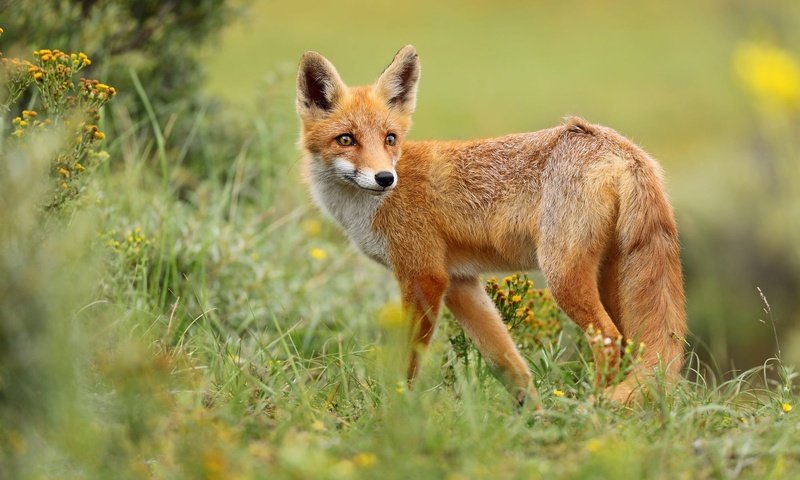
296,45 -> 420,195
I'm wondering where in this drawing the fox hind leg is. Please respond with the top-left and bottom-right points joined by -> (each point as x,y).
537,199 -> 625,391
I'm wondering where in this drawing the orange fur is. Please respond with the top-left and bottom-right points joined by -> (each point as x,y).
296,46 -> 687,404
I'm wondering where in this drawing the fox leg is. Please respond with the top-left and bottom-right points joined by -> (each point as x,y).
538,245 -> 624,390
399,272 -> 449,381
445,276 -> 536,405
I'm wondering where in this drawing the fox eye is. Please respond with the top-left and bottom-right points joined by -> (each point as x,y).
385,133 -> 397,146
336,134 -> 355,146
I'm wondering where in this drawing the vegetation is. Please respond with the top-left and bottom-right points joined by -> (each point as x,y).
1,1 -> 799,478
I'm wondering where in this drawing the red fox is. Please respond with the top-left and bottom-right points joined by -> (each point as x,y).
296,45 -> 686,404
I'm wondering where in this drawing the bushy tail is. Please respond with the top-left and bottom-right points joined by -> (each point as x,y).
616,148 -> 687,380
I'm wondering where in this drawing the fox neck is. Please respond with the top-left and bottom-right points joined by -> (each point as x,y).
307,156 -> 390,266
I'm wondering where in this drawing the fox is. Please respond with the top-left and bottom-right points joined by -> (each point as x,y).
295,45 -> 687,405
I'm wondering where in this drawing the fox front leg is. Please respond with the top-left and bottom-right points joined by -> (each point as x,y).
398,272 -> 448,382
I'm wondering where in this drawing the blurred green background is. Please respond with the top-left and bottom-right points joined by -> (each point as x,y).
204,0 -> 800,369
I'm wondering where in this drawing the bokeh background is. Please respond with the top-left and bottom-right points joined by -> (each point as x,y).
203,0 -> 800,370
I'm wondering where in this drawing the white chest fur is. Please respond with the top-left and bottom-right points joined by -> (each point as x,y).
308,163 -> 390,266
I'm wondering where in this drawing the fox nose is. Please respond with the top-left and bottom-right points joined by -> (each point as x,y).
374,171 -> 395,188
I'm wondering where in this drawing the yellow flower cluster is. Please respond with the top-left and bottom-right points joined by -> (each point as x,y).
106,227 -> 153,261
10,110 -> 50,139
33,49 -> 91,68
308,247 -> 327,261
734,41 -> 800,110
1,56 -> 38,91
352,452 -> 377,468
378,301 -> 407,329
2,28 -> 116,210
83,123 -> 106,142
485,274 -> 563,346
79,77 -> 117,101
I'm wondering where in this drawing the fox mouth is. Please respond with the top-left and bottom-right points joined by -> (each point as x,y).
326,157 -> 395,195
342,172 -> 393,195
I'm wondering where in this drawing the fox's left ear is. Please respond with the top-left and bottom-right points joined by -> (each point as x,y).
375,45 -> 420,114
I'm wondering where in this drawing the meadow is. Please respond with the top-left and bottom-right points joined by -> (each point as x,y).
1,1 -> 799,478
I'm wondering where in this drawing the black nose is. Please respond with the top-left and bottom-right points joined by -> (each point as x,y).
374,171 -> 395,188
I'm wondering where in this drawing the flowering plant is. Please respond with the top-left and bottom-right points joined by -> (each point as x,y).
1,29 -> 116,210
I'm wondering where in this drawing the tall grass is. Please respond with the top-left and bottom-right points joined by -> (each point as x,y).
1,73 -> 798,478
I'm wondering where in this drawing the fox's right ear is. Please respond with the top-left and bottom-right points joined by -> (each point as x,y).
375,45 -> 420,115
296,51 -> 346,119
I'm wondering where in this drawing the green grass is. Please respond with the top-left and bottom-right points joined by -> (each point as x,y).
2,1 -> 800,478
2,87 -> 798,479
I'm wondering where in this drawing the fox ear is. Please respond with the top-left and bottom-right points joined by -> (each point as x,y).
375,45 -> 420,114
297,51 -> 346,118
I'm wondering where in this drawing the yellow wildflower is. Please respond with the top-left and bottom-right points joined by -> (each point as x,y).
378,302 -> 407,329
353,452 -> 377,469
585,439 -> 603,454
302,219 -> 322,236
511,295 -> 522,302
75,163 -> 85,172
395,381 -> 406,394
33,71 -> 43,81
311,420 -> 326,431
782,402 -> 792,413
58,167 -> 70,178
734,41 -> 800,109
309,247 -> 327,260
553,389 -> 565,397
94,130 -> 105,140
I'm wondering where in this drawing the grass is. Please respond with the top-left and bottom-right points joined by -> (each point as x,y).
2,84 -> 798,479
2,2 -> 800,478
